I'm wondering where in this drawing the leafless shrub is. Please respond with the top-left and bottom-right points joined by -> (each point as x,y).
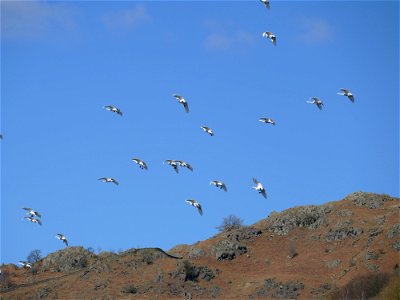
216,215 -> 244,232
27,249 -> 42,264
288,243 -> 298,259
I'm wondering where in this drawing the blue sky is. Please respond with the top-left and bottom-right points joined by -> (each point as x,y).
1,1 -> 398,264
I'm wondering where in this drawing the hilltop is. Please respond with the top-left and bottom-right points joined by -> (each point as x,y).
1,191 -> 399,299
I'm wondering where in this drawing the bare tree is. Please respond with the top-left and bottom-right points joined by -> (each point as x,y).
27,249 -> 42,264
216,215 -> 244,232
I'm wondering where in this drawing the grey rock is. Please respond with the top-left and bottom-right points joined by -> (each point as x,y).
367,264 -> 380,272
310,283 -> 331,296
336,209 -> 353,217
41,247 -> 94,272
188,247 -> 206,259
325,227 -> 363,242
256,278 -> 304,299
387,224 -> 400,238
326,259 -> 341,269
264,204 -> 332,235
213,240 -> 247,261
365,251 -> 379,261
369,227 -> 383,237
347,191 -> 395,208
226,227 -> 262,243
392,240 -> 400,251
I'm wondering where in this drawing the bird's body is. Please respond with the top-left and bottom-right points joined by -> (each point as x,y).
56,233 -> 68,246
172,94 -> 189,113
259,118 -> 276,125
186,199 -> 203,216
98,177 -> 119,185
307,97 -> 324,110
104,105 -> 123,116
262,31 -> 276,45
200,126 -> 214,136
260,0 -> 270,10
337,88 -> 355,102
210,180 -> 227,192
22,207 -> 41,218
132,158 -> 148,170
18,261 -> 32,269
24,216 -> 42,225
164,160 -> 179,173
252,178 -> 267,198
176,160 -> 193,172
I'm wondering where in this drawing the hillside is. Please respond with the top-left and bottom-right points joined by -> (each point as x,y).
1,192 -> 399,299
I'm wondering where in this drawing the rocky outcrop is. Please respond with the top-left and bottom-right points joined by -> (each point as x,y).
325,226 -> 363,241
40,247 -> 94,272
347,192 -> 395,209
212,240 -> 247,261
255,278 -> 304,299
264,204 -> 332,235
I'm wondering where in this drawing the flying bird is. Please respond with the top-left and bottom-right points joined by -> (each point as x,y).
200,126 -> 214,136
252,178 -> 267,198
22,207 -> 41,218
132,158 -> 148,170
337,88 -> 355,102
0,134 -> 3,140
56,233 -> 68,246
210,180 -> 227,192
260,0 -> 270,10
176,160 -> 193,172
172,94 -> 189,113
24,216 -> 42,226
186,199 -> 203,216
307,97 -> 324,110
104,105 -> 123,116
98,177 -> 119,185
164,160 -> 179,173
259,118 -> 276,125
262,31 -> 276,45
18,261 -> 32,269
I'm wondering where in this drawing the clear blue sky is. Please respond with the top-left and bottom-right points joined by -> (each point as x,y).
1,1 -> 398,264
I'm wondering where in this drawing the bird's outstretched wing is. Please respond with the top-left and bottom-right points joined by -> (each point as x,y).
63,239 -> 68,246
196,204 -> 203,216
253,178 -> 260,185
261,189 -> 267,199
22,207 -> 32,211
183,102 -> 189,113
222,184 -> 227,192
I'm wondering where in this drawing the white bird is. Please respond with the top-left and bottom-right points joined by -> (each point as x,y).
22,207 -> 41,218
24,216 -> 42,226
252,178 -> 267,198
307,97 -> 324,110
186,199 -> 203,216
56,233 -> 68,246
98,177 -> 119,185
172,94 -> 189,113
260,0 -> 270,10
132,158 -> 148,170
104,105 -> 123,116
18,261 -> 32,269
176,160 -> 193,172
337,88 -> 355,103
200,126 -> 214,136
164,160 -> 179,173
210,180 -> 227,192
259,118 -> 276,125
262,31 -> 276,45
